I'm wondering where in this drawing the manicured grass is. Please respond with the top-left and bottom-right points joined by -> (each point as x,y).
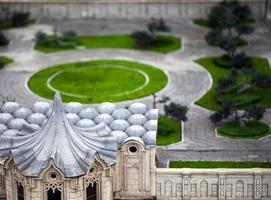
0,56 -> 13,65
157,115 -> 181,146
217,120 -> 270,139
34,34 -> 181,53
169,161 -> 271,168
193,19 -> 214,29
195,56 -> 271,110
28,60 -> 168,104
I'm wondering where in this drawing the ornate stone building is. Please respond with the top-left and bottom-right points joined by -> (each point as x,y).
0,93 -> 271,200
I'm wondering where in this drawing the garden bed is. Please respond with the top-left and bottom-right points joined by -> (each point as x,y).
34,34 -> 181,53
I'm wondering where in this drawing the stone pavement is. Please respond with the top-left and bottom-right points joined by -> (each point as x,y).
0,18 -> 271,166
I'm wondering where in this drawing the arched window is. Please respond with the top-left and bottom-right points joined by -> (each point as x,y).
236,180 -> 244,198
17,182 -> 24,200
86,182 -> 97,200
200,180 -> 208,197
47,188 -> 61,200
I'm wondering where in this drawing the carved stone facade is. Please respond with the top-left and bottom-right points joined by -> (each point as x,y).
0,0 -> 266,19
156,168 -> 271,200
0,157 -> 115,200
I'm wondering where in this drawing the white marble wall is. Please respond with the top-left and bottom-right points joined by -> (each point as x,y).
0,1 -> 266,20
156,168 -> 271,200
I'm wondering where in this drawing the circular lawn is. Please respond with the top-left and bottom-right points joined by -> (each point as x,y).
217,120 -> 270,139
28,60 -> 168,103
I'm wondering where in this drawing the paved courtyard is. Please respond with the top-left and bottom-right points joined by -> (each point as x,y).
0,18 -> 271,166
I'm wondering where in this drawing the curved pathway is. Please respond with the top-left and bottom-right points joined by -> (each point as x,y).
0,18 -> 271,166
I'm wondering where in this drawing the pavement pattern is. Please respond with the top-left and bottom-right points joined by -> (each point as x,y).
0,18 -> 270,166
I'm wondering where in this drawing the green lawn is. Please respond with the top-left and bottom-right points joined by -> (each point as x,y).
195,56 -> 271,110
34,34 -> 181,53
218,120 -> 270,139
28,60 -> 168,103
0,56 -> 13,65
157,115 -> 181,146
169,161 -> 271,168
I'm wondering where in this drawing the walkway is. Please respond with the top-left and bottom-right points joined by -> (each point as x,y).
0,18 -> 270,166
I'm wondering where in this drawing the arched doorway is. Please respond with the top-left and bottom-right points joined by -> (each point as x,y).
47,188 -> 61,200
17,182 -> 24,200
86,182 -> 97,200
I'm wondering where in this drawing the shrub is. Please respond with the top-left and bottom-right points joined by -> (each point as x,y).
35,31 -> 48,45
11,12 -> 30,27
205,29 -> 223,46
62,31 -> 77,41
232,52 -> 252,69
245,106 -> 265,120
252,73 -> 271,88
164,102 -> 188,122
131,31 -> 154,48
0,31 -> 9,46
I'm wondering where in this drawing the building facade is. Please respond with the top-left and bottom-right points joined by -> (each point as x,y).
0,0 -> 269,19
0,93 -> 270,200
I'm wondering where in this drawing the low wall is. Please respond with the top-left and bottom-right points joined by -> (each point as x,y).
156,168 -> 271,200
0,0 -> 267,19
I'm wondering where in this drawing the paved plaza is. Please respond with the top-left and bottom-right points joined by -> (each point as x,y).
0,18 -> 271,166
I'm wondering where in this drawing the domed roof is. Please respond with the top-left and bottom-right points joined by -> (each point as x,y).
97,103 -> 116,114
7,118 -> 26,130
111,131 -> 128,144
128,114 -> 147,125
76,119 -> 95,128
142,131 -> 156,145
126,125 -> 146,137
110,119 -> 129,131
144,120 -> 158,131
145,109 -> 159,120
0,124 -> 7,134
112,108 -> 131,119
13,107 -> 32,119
27,113 -> 47,125
94,114 -> 114,125
79,107 -> 99,119
32,102 -> 51,113
0,113 -> 13,125
128,103 -> 147,114
0,93 -> 118,177
1,102 -> 19,113
0,95 -> 159,147
66,113 -> 80,124
65,102 -> 83,113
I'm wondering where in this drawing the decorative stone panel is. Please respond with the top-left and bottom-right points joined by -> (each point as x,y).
156,168 -> 271,200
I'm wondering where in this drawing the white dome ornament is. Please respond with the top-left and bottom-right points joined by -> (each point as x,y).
109,120 -> 130,131
76,119 -> 95,128
13,107 -> 32,119
112,108 -> 131,119
79,107 -> 99,119
94,114 -> 114,125
126,125 -> 146,137
65,102 -> 83,113
27,113 -> 47,125
97,103 -> 116,114
128,114 -> 147,125
0,113 -> 13,125
32,102 -> 51,113
1,102 -> 19,113
128,103 -> 147,114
